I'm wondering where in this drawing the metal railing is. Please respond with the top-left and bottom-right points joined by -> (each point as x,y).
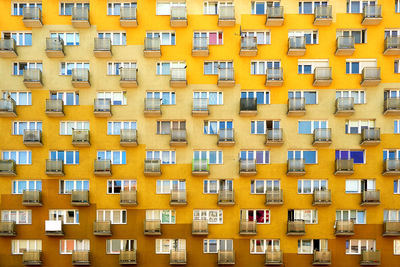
218,68 -> 234,81
144,219 -> 161,233
72,68 -> 89,82
337,36 -> 355,49
336,97 -> 354,112
93,220 -> 111,234
193,98 -> 208,112
94,38 -> 111,51
170,250 -> 187,264
362,67 -> 381,81
218,6 -> 235,20
120,68 -> 137,81
144,98 -> 161,111
241,36 -> 257,50
362,190 -> 380,203
72,250 -> 90,264
384,98 -> 400,112
171,6 -> 187,20
288,36 -> 305,49
94,159 -> 111,173
287,220 -> 305,233
192,219 -> 208,234
267,6 -> 284,18
287,159 -> 305,172
46,99 -> 63,114
71,190 -> 89,205
0,160 -> 16,174
144,159 -> 161,173
265,250 -> 283,264
120,190 -> 137,205
218,189 -> 235,204
240,220 -> 257,234
24,68 -> 42,83
144,37 -> 161,51
193,37 -> 208,50
23,129 -> 41,143
219,129 -> 234,142
0,221 -> 16,235
22,251 -> 42,265
22,190 -> 42,205
23,7 -> 41,20
218,250 -> 235,264
313,250 -> 331,264
335,220 -> 354,234
240,98 -> 257,112
45,159 -> 63,173
267,128 -> 283,142
0,39 -> 16,51
315,5 -> 332,18
314,67 -> 332,81
192,159 -> 209,172
288,97 -> 305,112
363,5 -> 382,18
171,68 -> 186,81
72,129 -> 89,144
119,250 -> 136,264
383,221 -> 400,235
170,189 -> 186,204
335,159 -> 354,172
94,99 -> 111,113
120,6 -> 137,20
266,68 -> 283,81
72,7 -> 89,21
171,129 -> 187,142
360,251 -> 380,265
361,128 -> 380,142
265,190 -> 283,204
384,159 -> 400,172
385,36 -> 400,50
240,159 -> 256,173
313,128 -> 331,142
313,189 -> 331,204
120,129 -> 137,143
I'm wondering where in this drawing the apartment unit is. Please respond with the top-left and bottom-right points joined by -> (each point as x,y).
0,0 -> 400,266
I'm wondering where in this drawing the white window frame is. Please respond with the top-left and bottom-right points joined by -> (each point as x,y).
336,210 -> 366,224
243,31 -> 271,45
156,61 -> 185,75
251,60 -> 281,75
50,32 -> 80,46
193,209 -> 223,224
288,30 -> 319,44
60,62 -> 89,75
107,179 -> 137,194
2,151 -> 31,165
241,91 -> 270,104
240,150 -> 270,164
336,90 -> 366,104
96,210 -> 127,224
298,1 -> 328,14
347,0 -> 376,14
287,150 -> 318,164
336,29 -> 367,44
13,62 -> 42,75
157,120 -> 186,135
59,121 -> 89,135
2,32 -> 32,46
345,120 -> 375,134
96,91 -> 127,105
106,239 -> 137,254
193,31 -> 224,45
156,180 -> 186,194
251,120 -> 280,134
384,210 -> 400,221
12,240 -> 42,255
298,120 -> 328,134
12,180 -> 41,194
107,121 -> 137,135
49,150 -> 79,165
59,2 -> 89,16
1,210 -> 32,224
298,59 -> 329,74
203,61 -> 233,75
156,1 -> 186,15
107,62 -> 137,75
297,179 -> 328,194
49,210 -> 79,224
203,120 -> 233,135
288,90 -> 318,104
155,239 -> 186,254
2,91 -> 32,105
345,179 -> 376,194
59,239 -> 90,255
203,179 -> 233,194
146,150 -> 176,164
394,240 -> 400,255
250,239 -> 280,254
59,180 -> 89,194
345,59 -> 377,74
241,209 -> 270,224
203,1 -> 233,15
291,209 -> 318,224
193,91 -> 223,105
146,210 -> 176,224
146,31 -> 176,45
250,180 -> 280,194
346,239 -> 376,255
12,2 -> 41,16
12,121 -> 42,135
97,150 -> 126,164
50,91 -> 79,105
98,32 -> 126,45
107,2 -> 137,15
203,239 -> 233,253
146,91 -> 176,105
193,150 -> 223,164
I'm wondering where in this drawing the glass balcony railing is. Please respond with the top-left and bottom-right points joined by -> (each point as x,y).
218,250 -> 235,265
46,38 -> 64,56
94,160 -> 111,175
288,98 -> 305,113
335,159 -> 354,174
240,98 -> 257,113
170,249 -> 187,265
170,129 -> 187,144
119,250 -> 136,265
267,6 -> 283,18
335,97 -> 354,114
170,189 -> 187,205
120,68 -> 137,82
22,251 -> 42,265
313,250 -> 331,265
218,189 -> 235,205
71,190 -> 90,206
120,6 -> 137,21
120,190 -> 137,206
240,36 -> 257,51
265,189 -> 283,205
192,159 -> 209,173
0,160 -> 16,176
23,129 -> 42,145
337,36 -> 355,50
170,68 -> 186,82
266,128 -> 283,144
144,98 -> 161,112
314,67 -> 332,85
192,219 -> 208,235
193,37 -> 208,51
0,221 -> 16,236
265,250 -> 283,265
144,219 -> 161,235
72,68 -> 90,84
218,68 -> 234,81
360,251 -> 380,265
287,220 -> 305,235
45,99 -> 64,116
383,159 -> 400,175
72,250 -> 90,265
94,99 -> 111,114
144,159 -> 161,175
120,129 -> 137,145
93,220 -> 112,235
94,38 -> 111,53
314,5 -> 332,19
218,6 -> 235,21
266,68 -> 283,83
72,7 -> 89,22
23,7 -> 41,21
239,220 -> 257,235
287,159 -> 305,174
363,5 -> 382,19
23,69 -> 42,86
313,128 -> 332,144
385,36 -> 400,51
218,128 -> 234,143
383,221 -> 400,236
312,189 -> 331,205
361,128 -> 380,144
288,36 -> 306,50
335,220 -> 354,235
361,190 -> 380,205
192,98 -> 208,113
72,129 -> 90,146
239,159 -> 256,174
361,67 -> 381,85
171,6 -> 187,20
45,159 -> 64,175
144,37 -> 161,51
0,39 -> 16,53
22,190 -> 42,206
384,98 -> 400,114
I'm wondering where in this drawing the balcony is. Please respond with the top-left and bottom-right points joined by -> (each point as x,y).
71,190 -> 90,206
313,250 -> 331,265
360,251 -> 380,266
384,36 -> 400,55
265,250 -> 283,265
217,250 -> 235,265
287,159 -> 305,176
144,37 -> 161,58
313,67 -> 332,86
192,219 -> 208,235
287,98 -> 305,116
239,220 -> 257,235
192,159 -> 209,176
239,37 -> 257,56
170,250 -> 187,265
0,39 -> 17,57
93,38 -> 112,57
313,128 -> 332,146
120,129 -> 138,147
383,221 -> 400,236
287,220 -> 305,235
72,250 -> 90,265
45,220 -> 63,236
312,189 -> 331,206
170,68 -> 187,88
239,98 -> 257,116
361,190 -> 380,206
120,6 -> 137,27
144,98 -> 161,117
192,37 -> 209,56
265,68 -> 283,86
384,98 -> 400,115
335,36 -> 355,56
218,6 -> 235,26
334,159 -> 354,175
335,97 -> 354,116
144,219 -> 161,235
170,6 -> 187,27
71,68 -> 90,88
239,159 -> 256,176
218,68 -> 235,87
360,128 -> 380,146
265,6 -> 284,26
45,99 -> 64,117
192,98 -> 209,116
382,159 -> 400,176
45,159 -> 64,176
120,250 -> 137,265
72,130 -> 90,147
120,68 -> 138,88
23,7 -> 42,27
218,129 -> 235,146
94,99 -> 111,117
93,221 -> 112,236
170,129 -> 187,146
265,190 -> 283,205
94,160 -> 112,176
265,129 -> 283,146
120,190 -> 137,206
314,5 -> 332,25
0,160 -> 16,176
362,5 -> 382,25
0,98 -> 16,117
218,189 -> 235,206
287,36 -> 306,56
361,67 -> 381,87
22,251 -> 42,265
335,220 -> 354,236
0,221 -> 16,236
144,159 -> 161,176
22,190 -> 42,206
71,7 -> 90,28
46,37 -> 64,57
24,69 -> 42,88
170,189 -> 187,205
23,129 -> 42,146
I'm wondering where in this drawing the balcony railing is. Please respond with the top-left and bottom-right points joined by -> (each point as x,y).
23,7 -> 42,25
335,97 -> 354,115
120,68 -> 137,87
336,36 -> 355,55
23,129 -> 42,146
45,220 -> 63,236
383,221 -> 400,236
218,68 -> 235,86
45,99 -> 64,116
240,36 -> 257,56
72,129 -> 90,146
71,190 -> 90,206
218,129 -> 234,145
0,98 -> 16,117
313,250 -> 331,265
218,189 -> 235,205
266,6 -> 284,26
45,159 -> 64,176
94,38 -> 112,57
120,190 -> 137,206
94,99 -> 111,116
192,159 -> 209,175
71,68 -> 90,87
360,250 -> 380,265
72,250 -> 90,265
313,67 -> 332,86
23,68 -> 42,87
144,159 -> 161,176
362,5 -> 382,25
0,39 -> 17,57
313,189 -> 331,205
287,159 -> 305,175
192,219 -> 208,235
46,38 -> 64,57
288,36 -> 306,56
383,159 -> 400,175
335,220 -> 354,235
384,98 -> 400,115
170,189 -> 187,205
170,249 -> 187,265
265,128 -> 283,146
265,190 -> 283,205
120,129 -> 138,146
93,220 -> 112,236
0,160 -> 16,176
218,250 -> 235,265
22,251 -> 42,265
384,36 -> 400,55
288,97 -> 305,115
361,190 -> 380,205
335,159 -> 354,175
170,68 -> 187,87
71,7 -> 90,27
0,221 -> 16,236
287,220 -> 305,235
144,219 -> 161,235
192,37 -> 209,56
22,190 -> 42,206
239,220 -> 257,235
218,5 -> 235,26
265,250 -> 283,265
171,6 -> 187,27
361,128 -> 380,145
144,98 -> 161,115
120,6 -> 137,27
266,67 -> 283,86
120,250 -> 137,265
192,98 -> 208,115
313,128 -> 332,146
361,67 -> 381,86
170,129 -> 187,145
239,159 -> 256,175
94,159 -> 112,176
314,5 -> 332,25
240,98 -> 257,115
144,37 -> 161,56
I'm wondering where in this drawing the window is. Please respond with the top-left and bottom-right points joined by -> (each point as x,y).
298,240 -> 328,254
396,120 -> 400,134
243,31 -> 270,45
288,209 -> 318,224
204,61 -> 233,75
13,62 -> 42,76
194,31 -> 223,45
146,91 -> 176,105
251,1 -> 280,14
156,180 -> 186,194
251,61 -> 280,75
297,59 -> 329,74
146,32 -> 176,45
2,32 -> 32,46
193,91 -> 223,105
12,2 -> 42,15
336,30 -> 367,44
50,91 -> 79,105
288,30 -> 318,44
193,210 -> 223,224
395,240 -> 400,255
287,150 -> 318,164
96,210 -> 127,224
397,0 -> 400,13
250,239 -> 280,254
97,92 -> 127,105
241,209 -> 270,224
12,121 -> 42,135
241,91 -> 270,105
193,150 -> 223,164
336,90 -> 365,104
395,180 -> 400,194
11,240 -> 42,254
146,210 -> 176,224
98,32 -> 126,45
2,151 -> 31,164
60,62 -> 89,76
240,151 -> 270,164
60,240 -> 90,254
385,89 -> 400,100
298,120 -> 328,134
146,150 -> 176,164
336,210 -> 366,224
345,239 -> 376,254
203,239 -> 233,253
12,180 -> 41,194
49,210 -> 79,224
345,120 -> 375,134
288,91 -> 318,104
59,121 -> 89,135
299,1 -> 327,14
204,1 -> 233,15
156,61 -> 185,75
50,32 -> 80,45
251,180 -> 280,194
384,210 -> 400,221
203,179 -> 233,194
203,120 -> 233,135
297,180 -> 328,194
107,2 -> 136,15
347,0 -> 376,13
50,151 -> 79,165
97,151 -> 126,164
2,91 -> 32,105
106,240 -> 136,254
156,1 -> 185,15
345,179 -> 375,193
345,59 -> 377,74
1,210 -> 32,224
251,120 -> 280,134
60,180 -> 89,194
107,180 -> 137,194
107,121 -> 137,135
107,62 -> 136,75
336,150 -> 365,164
383,149 -> 400,160
156,239 -> 186,254
60,2 -> 89,15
